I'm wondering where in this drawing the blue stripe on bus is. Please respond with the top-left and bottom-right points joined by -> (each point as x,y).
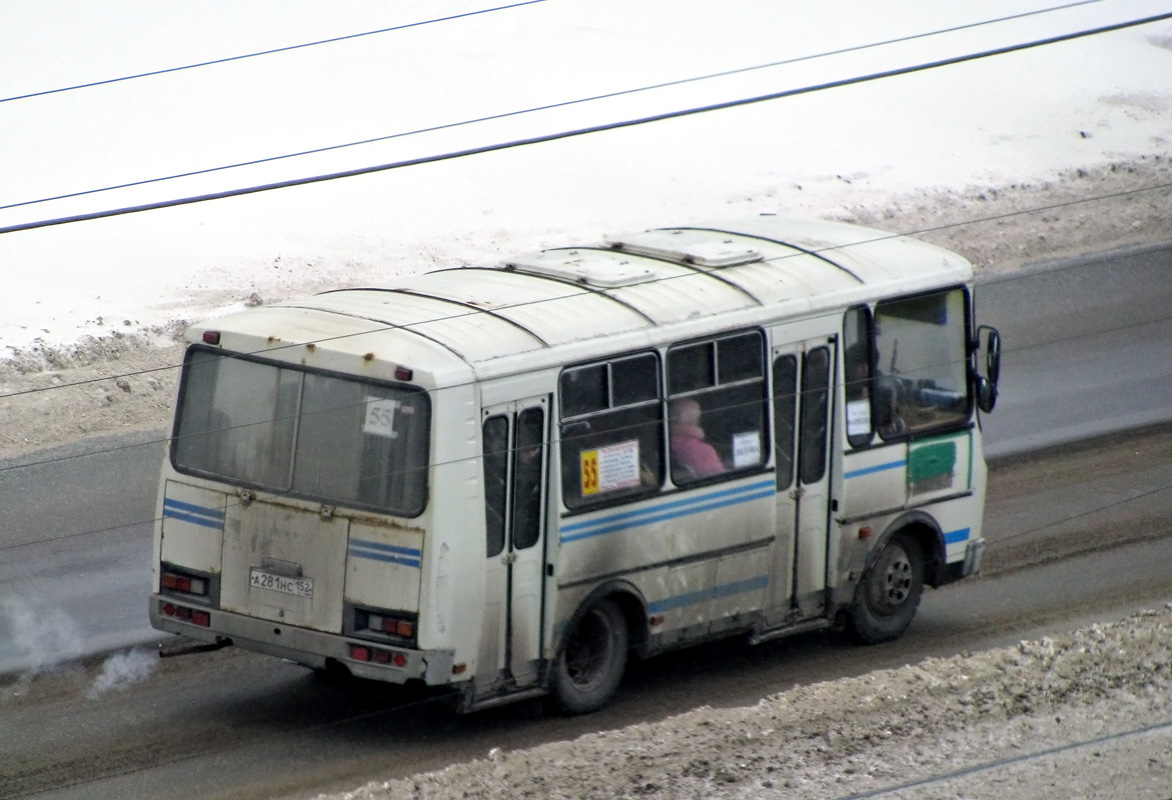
348,539 -> 422,569
348,551 -> 422,568
648,574 -> 770,614
560,479 -> 775,544
843,459 -> 906,479
944,528 -> 970,545
349,539 -> 421,558
163,498 -> 225,530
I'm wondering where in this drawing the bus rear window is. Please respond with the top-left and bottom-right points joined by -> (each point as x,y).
172,347 -> 431,517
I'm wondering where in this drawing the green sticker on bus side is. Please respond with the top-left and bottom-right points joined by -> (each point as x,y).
908,440 -> 956,491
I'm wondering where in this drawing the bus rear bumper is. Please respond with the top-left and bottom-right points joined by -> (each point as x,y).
149,595 -> 455,685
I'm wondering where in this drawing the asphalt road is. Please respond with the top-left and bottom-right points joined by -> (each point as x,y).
0,242 -> 1171,798
2,424 -> 1172,799
0,240 -> 1170,675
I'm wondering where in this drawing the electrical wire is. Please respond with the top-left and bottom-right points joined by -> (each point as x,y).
2,177 -> 1170,407
0,0 -> 547,105
4,8 -> 1171,236
0,0 -> 1107,215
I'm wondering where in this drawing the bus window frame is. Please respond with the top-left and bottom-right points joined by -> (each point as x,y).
666,328 -> 769,488
169,344 -> 432,519
558,349 -> 664,513
846,285 -> 975,450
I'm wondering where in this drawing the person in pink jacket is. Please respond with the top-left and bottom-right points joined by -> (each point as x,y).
669,398 -> 726,480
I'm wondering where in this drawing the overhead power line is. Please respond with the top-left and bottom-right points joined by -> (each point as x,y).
1,197 -> 1170,482
1,8 -> 1169,238
0,176 -> 1169,410
0,1 -> 547,105
0,0 -> 1105,215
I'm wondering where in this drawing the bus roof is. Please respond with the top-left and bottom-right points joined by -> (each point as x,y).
190,218 -> 972,382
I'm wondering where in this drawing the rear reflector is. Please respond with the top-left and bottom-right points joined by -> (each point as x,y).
348,643 -> 408,669
162,602 -> 211,627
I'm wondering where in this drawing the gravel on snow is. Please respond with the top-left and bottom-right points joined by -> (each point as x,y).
321,606 -> 1172,800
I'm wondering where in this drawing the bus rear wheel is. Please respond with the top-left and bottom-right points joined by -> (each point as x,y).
850,531 -> 924,644
550,598 -> 628,714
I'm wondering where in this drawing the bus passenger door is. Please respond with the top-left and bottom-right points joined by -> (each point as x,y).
770,340 -> 835,620
480,398 -> 549,691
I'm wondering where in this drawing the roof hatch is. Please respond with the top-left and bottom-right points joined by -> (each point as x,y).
503,249 -> 656,288
606,228 -> 763,268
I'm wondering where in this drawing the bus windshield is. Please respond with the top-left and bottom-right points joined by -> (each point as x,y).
171,347 -> 431,517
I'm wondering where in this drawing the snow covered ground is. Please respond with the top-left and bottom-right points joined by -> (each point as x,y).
315,605 -> 1172,800
1,0 -> 1170,371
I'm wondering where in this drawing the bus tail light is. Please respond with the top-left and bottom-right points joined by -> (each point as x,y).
349,643 -> 407,668
352,607 -> 417,645
161,602 -> 211,628
369,614 -> 414,638
162,569 -> 208,596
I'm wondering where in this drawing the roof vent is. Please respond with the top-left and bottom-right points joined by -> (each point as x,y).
607,229 -> 763,268
504,249 -> 655,288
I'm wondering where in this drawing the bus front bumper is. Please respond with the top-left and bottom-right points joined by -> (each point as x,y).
149,595 -> 455,685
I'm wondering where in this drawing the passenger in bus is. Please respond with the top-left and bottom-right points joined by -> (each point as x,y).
669,398 -> 725,480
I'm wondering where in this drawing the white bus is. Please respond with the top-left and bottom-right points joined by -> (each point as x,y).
150,217 -> 1001,714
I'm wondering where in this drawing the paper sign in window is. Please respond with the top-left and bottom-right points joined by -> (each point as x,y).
363,397 -> 400,439
846,399 -> 871,438
732,431 -> 761,469
582,440 -> 641,496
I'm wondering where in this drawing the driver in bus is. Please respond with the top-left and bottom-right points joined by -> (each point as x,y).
669,398 -> 725,480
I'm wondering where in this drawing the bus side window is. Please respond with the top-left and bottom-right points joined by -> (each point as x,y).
667,330 -> 767,485
511,407 -> 545,551
873,288 -> 970,438
482,416 -> 509,558
843,306 -> 874,449
559,352 -> 663,510
772,354 -> 798,491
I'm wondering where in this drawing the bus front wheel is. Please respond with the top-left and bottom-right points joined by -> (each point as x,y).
850,531 -> 924,644
550,598 -> 628,714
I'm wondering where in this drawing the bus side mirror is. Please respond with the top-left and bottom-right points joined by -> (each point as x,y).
981,326 -> 1002,385
974,325 -> 1002,413
976,376 -> 998,413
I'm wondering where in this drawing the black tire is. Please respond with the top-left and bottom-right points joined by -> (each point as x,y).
550,598 -> 628,715
850,531 -> 924,644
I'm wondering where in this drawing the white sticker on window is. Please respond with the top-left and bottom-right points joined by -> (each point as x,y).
598,439 -> 641,492
846,399 -> 871,438
732,431 -> 761,469
363,396 -> 400,439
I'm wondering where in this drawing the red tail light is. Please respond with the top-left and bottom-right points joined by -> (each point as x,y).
161,602 -> 210,627
162,569 -> 208,596
348,643 -> 408,669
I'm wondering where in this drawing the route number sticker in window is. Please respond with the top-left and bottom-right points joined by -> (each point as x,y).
581,440 -> 640,496
363,397 -> 400,439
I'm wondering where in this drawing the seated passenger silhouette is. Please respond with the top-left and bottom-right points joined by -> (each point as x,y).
669,398 -> 725,480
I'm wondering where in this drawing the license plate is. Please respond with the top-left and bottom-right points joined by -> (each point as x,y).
249,568 -> 314,598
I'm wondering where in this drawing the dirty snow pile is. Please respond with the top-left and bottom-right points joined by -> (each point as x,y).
320,605 -> 1172,800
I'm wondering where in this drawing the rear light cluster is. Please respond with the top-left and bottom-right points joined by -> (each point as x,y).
162,568 -> 208,597
354,608 -> 417,644
161,602 -> 211,628
368,613 -> 415,638
349,644 -> 408,668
